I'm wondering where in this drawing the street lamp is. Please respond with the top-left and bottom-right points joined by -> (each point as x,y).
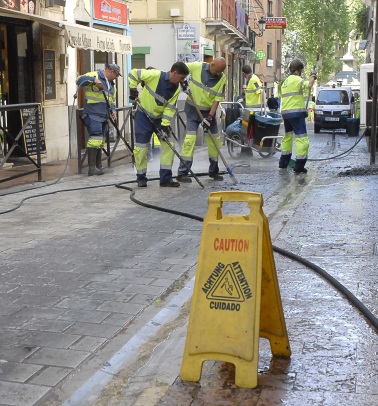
255,16 -> 267,37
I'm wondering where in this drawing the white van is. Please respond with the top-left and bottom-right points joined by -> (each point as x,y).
313,86 -> 354,133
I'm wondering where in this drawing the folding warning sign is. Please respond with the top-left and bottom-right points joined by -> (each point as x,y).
180,191 -> 290,388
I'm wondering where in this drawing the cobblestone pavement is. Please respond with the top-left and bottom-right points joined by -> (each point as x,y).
0,125 -> 377,406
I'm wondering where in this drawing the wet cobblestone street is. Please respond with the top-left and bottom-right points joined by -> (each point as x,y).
0,124 -> 377,405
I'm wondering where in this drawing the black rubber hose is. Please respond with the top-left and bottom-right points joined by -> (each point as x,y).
272,245 -> 378,332
2,174 -> 377,333
116,181 -> 378,334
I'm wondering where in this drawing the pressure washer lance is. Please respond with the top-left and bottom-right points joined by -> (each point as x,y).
135,101 -> 205,190
306,64 -> 318,110
181,83 -> 238,185
100,89 -> 134,156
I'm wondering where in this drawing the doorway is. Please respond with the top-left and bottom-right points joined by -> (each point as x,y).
0,20 -> 34,155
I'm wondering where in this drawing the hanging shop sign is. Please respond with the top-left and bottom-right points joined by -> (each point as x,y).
265,17 -> 287,29
256,50 -> 266,60
93,0 -> 128,26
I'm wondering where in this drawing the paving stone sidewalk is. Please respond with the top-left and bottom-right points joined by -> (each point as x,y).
0,128 -> 377,406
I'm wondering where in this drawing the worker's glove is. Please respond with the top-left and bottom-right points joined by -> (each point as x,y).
160,125 -> 172,141
310,69 -> 318,80
129,88 -> 139,101
201,114 -> 213,132
180,80 -> 190,93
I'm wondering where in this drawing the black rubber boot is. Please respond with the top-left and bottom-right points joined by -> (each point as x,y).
88,149 -> 104,176
294,158 -> 308,173
96,149 -> 105,174
279,153 -> 292,169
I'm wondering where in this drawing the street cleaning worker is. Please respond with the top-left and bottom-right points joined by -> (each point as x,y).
242,65 -> 263,112
278,58 -> 317,173
177,57 -> 227,183
128,62 -> 189,187
76,64 -> 121,176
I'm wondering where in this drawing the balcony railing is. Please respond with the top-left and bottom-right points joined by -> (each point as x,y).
207,0 -> 249,37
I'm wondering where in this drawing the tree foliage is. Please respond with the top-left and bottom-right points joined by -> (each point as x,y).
283,0 -> 364,81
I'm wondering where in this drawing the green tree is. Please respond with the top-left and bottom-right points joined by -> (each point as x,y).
283,0 -> 351,81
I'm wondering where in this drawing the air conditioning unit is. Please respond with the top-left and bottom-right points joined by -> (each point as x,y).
240,47 -> 252,52
170,9 -> 180,17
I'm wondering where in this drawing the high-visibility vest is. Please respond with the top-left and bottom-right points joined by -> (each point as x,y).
185,62 -> 226,110
129,69 -> 180,126
79,70 -> 116,117
280,74 -> 309,116
245,74 -> 262,108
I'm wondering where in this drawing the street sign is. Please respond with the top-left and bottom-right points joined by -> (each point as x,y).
177,23 -> 195,39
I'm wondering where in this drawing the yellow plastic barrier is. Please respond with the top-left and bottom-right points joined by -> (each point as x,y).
180,191 -> 291,388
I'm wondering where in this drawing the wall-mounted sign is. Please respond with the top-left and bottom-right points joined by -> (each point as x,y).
1,0 -> 36,14
177,23 -> 195,40
265,17 -> 287,29
93,0 -> 128,26
43,49 -> 56,101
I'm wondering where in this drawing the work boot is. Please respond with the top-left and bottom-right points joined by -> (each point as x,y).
209,173 -> 224,181
160,180 -> 180,187
279,153 -> 292,169
88,148 -> 104,176
294,167 -> 308,174
96,149 -> 105,173
294,158 -> 307,173
176,174 -> 192,183
137,179 -> 147,187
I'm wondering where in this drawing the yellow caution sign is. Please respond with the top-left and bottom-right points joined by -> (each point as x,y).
180,191 -> 291,388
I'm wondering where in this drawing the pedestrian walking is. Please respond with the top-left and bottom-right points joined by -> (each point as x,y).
177,57 -> 227,183
242,65 -> 263,112
278,58 -> 317,173
128,62 -> 189,187
76,63 -> 121,176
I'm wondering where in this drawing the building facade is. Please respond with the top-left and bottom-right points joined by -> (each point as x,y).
129,0 -> 285,101
0,0 -> 132,163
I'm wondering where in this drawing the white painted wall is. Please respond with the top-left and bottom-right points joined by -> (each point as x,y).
131,24 -> 176,70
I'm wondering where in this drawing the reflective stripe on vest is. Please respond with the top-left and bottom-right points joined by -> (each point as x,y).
280,75 -> 308,114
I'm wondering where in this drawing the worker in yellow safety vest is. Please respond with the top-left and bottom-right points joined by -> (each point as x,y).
242,65 -> 263,112
177,57 -> 227,183
279,58 -> 317,173
308,100 -> 315,122
76,64 -> 121,176
128,62 -> 189,187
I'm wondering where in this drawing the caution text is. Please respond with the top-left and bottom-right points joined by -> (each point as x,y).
214,238 -> 250,253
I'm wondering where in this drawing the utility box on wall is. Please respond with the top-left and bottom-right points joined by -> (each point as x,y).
170,9 -> 180,17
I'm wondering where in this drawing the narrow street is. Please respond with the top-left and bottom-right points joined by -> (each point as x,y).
0,124 -> 377,405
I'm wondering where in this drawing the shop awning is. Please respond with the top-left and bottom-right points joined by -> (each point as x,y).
64,23 -> 131,54
0,8 -> 132,54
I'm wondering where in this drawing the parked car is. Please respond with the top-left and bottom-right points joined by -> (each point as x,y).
313,86 -> 354,133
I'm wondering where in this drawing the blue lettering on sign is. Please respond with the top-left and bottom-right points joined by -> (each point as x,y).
112,6 -> 121,15
101,4 -> 111,12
